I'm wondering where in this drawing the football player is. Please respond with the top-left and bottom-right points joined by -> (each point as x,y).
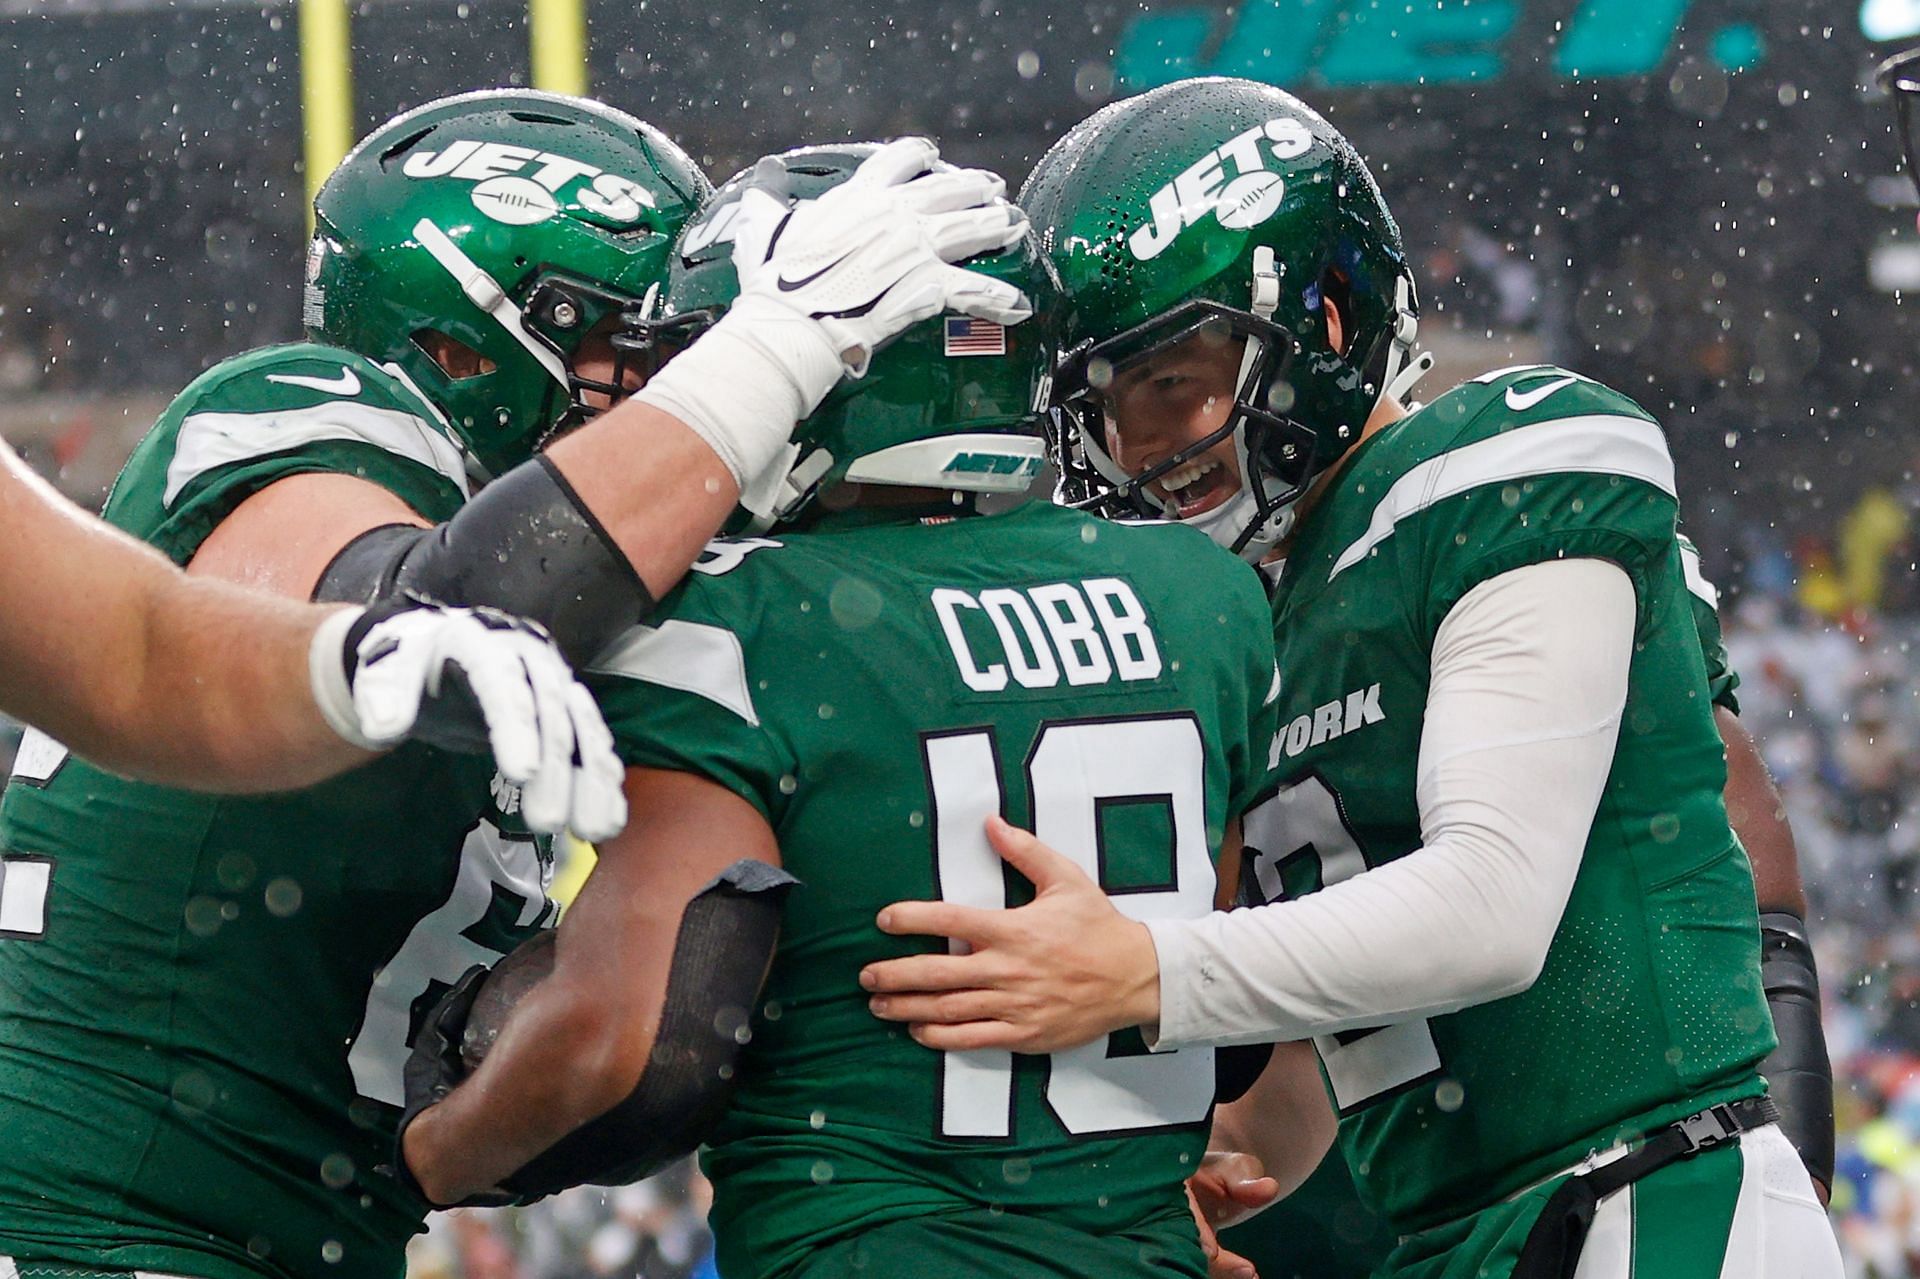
862,79 -> 1843,1278
0,435 -> 615,805
397,145 -> 1284,1279
0,93 -> 1023,1279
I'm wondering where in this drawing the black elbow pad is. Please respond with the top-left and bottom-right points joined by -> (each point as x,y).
1758,910 -> 1835,1194
502,859 -> 798,1200
1215,1042 -> 1275,1105
314,455 -> 655,666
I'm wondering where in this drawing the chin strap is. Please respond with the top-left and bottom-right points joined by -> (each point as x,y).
413,218 -> 571,390
1376,275 -> 1428,410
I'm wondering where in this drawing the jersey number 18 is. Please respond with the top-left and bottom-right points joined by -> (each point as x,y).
921,713 -> 1217,1140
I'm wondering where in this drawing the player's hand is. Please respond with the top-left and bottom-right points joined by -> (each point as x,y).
318,600 -> 627,841
1188,1151 -> 1280,1279
861,814 -> 1160,1053
730,136 -> 1033,377
395,964 -> 519,1208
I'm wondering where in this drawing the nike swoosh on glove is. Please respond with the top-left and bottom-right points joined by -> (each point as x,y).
309,600 -> 627,841
729,135 -> 1033,375
631,137 -> 1033,489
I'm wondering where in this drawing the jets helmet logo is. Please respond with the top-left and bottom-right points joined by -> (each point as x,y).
401,140 -> 657,227
1128,117 -> 1314,261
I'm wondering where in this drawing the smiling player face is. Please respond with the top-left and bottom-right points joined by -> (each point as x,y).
1099,324 -> 1247,519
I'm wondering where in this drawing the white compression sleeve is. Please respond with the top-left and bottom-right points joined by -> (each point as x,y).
1146,557 -> 1637,1050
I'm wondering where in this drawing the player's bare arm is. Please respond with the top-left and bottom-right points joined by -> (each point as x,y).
1717,704 -> 1834,1201
399,766 -> 782,1205
1209,1042 -> 1336,1207
1,443 -> 617,822
0,441 -> 340,787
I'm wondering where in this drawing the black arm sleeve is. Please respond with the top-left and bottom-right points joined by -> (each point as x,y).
314,455 -> 655,666
501,858 -> 798,1200
1757,910 -> 1835,1193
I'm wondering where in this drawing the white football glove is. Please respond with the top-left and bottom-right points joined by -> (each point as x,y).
309,603 -> 627,841
635,136 -> 1033,488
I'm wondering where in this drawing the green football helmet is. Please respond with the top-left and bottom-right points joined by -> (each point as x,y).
1022,76 -> 1422,558
666,144 -> 1060,530
306,89 -> 712,478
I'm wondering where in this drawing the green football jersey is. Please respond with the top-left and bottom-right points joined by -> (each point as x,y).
589,501 -> 1278,1279
0,344 -> 555,1279
1244,366 -> 1773,1234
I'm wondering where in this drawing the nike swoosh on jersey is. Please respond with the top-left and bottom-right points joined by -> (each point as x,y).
1504,376 -> 1578,412
266,367 -> 362,396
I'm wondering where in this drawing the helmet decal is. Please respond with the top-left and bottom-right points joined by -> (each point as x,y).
400,139 -> 658,228
1129,117 -> 1315,260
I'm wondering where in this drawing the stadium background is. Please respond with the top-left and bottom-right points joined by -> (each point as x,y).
4,0 -> 1920,1273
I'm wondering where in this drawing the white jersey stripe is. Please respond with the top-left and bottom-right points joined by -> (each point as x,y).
1328,414 -> 1675,581
590,620 -> 760,727
1678,538 -> 1721,610
166,401 -> 471,508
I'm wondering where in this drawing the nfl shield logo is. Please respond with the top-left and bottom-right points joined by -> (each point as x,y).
943,317 -> 1006,357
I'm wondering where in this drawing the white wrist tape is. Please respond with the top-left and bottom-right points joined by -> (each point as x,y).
633,294 -> 847,488
307,606 -> 380,751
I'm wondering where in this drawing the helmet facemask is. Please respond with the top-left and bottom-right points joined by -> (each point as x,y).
1052,259 -> 1420,562
521,277 -> 713,439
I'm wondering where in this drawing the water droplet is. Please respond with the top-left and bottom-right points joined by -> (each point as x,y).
778,774 -> 798,795
908,811 -> 925,828
265,878 -> 304,918
216,852 -> 256,891
247,1236 -> 274,1260
1001,1156 -> 1032,1185
829,576 -> 884,631
818,704 -> 836,720
321,1240 -> 344,1265
171,1068 -> 216,1113
1015,50 -> 1041,79
810,1108 -> 828,1130
1650,812 -> 1682,843
184,896 -> 224,937
1434,1079 -> 1465,1112
810,1159 -> 835,1184
320,1153 -> 355,1189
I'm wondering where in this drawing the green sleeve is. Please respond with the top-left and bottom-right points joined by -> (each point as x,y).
101,346 -> 471,563
1678,532 -> 1741,714
587,578 -> 795,823
1410,376 -> 1681,637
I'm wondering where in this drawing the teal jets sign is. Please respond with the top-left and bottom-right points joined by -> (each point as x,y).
1116,0 -> 1766,89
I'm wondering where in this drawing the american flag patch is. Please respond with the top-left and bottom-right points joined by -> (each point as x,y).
943,317 -> 1006,356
